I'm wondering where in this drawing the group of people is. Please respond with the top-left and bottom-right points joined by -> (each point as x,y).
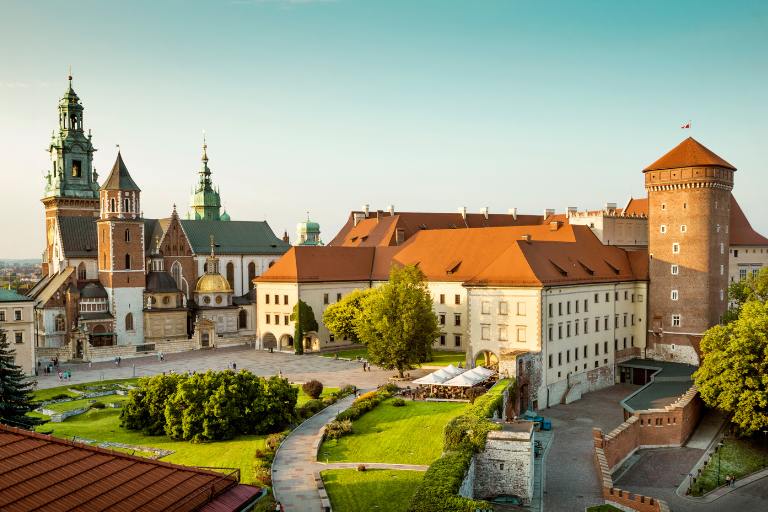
113,356 -> 122,366
157,352 -> 165,362
360,359 -> 372,372
725,474 -> 738,487
227,361 -> 238,370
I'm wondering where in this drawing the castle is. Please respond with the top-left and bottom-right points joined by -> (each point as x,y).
28,76 -> 290,362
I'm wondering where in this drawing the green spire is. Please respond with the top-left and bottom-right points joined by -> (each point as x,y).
188,133 -> 226,221
43,71 -> 100,201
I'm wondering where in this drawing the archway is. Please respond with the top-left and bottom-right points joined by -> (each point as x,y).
238,309 -> 248,330
474,349 -> 499,369
226,262 -> 235,290
77,262 -> 86,281
247,262 -> 256,291
303,331 -> 320,352
263,332 -> 277,351
279,334 -> 294,350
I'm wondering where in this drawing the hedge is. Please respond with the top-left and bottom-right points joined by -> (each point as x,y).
334,383 -> 398,423
407,379 -> 513,512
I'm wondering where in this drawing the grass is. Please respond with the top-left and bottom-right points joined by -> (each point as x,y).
321,469 -> 424,512
586,506 -> 623,512
321,347 -> 467,367
32,377 -> 138,402
296,386 -> 339,406
691,437 -> 768,496
41,395 -> 129,413
320,399 -> 467,465
36,407 -> 267,484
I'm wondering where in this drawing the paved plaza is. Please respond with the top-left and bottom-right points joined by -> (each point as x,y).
34,346 -> 414,390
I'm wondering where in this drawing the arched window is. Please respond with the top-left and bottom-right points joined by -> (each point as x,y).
55,314 -> 66,332
125,312 -> 134,331
239,309 -> 248,329
124,228 -> 131,242
125,253 -> 131,270
77,262 -> 86,281
248,262 -> 256,290
110,198 -> 116,212
226,262 -> 235,290
123,198 -> 130,212
171,261 -> 182,289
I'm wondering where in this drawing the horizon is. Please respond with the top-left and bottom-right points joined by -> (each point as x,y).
2,0 -> 767,258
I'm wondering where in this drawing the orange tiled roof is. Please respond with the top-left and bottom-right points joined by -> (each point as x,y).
623,197 -> 648,216
328,210 -> 544,247
730,196 -> 768,246
255,246 -> 390,283
644,137 -> 736,172
0,424 -> 259,512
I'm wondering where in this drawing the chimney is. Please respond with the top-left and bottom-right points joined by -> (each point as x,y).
387,204 -> 395,216
544,208 -> 555,218
508,208 -> 518,220
459,206 -> 467,221
605,202 -> 617,211
353,212 -> 365,226
363,204 -> 370,217
567,206 -> 577,218
480,207 -> 489,220
549,221 -> 562,231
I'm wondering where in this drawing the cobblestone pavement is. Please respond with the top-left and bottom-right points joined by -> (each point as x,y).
34,346 -> 418,390
543,384 -> 639,511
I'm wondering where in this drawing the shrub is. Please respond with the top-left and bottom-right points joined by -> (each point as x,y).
51,393 -> 71,401
266,431 -> 288,452
325,419 -> 353,439
322,396 -> 338,407
302,379 -> 324,399
90,401 -> 106,409
297,398 -> 325,419
357,464 -> 366,472
252,466 -> 272,487
391,398 -> 406,407
339,384 -> 357,396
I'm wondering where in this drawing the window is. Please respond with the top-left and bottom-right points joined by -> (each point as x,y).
284,295 -> 288,304
518,302 -> 527,316
548,303 -> 553,318
739,268 -> 748,280
548,324 -> 553,340
499,326 -> 508,341
124,228 -> 131,242
631,314 -> 635,325
284,315 -> 289,325
583,345 -> 588,358
558,352 -> 562,366
110,198 -> 116,212
558,324 -> 563,339
624,291 -> 628,300
575,321 -> 579,336
265,294 -> 270,304
125,313 -> 134,331
672,243 -> 680,254
595,317 -> 600,332
566,350 -> 570,363
481,325 -> 491,340
672,314 -> 681,327
575,347 -> 579,361
0,311 -> 4,321
498,301 -> 508,315
455,294 -> 461,305
266,314 -> 271,324
15,332 -> 23,343
584,318 -> 589,334
614,315 -> 619,328
55,314 -> 65,332
274,294 -> 279,305
454,335 -> 461,347
720,265 -> 724,276
226,262 -> 235,290
604,341 -> 608,353
274,314 -> 279,325
439,334 -> 446,346
548,354 -> 553,368
454,314 -> 461,326
14,310 -> 22,321
336,293 -> 342,302
605,292 -> 610,302
575,300 -> 580,314
595,343 -> 599,355
720,289 -> 724,301
323,293 -> 329,305
517,326 -> 526,342
614,339 -> 618,351
481,301 -> 491,315
631,335 -> 635,346
661,203 -> 666,210
439,294 -> 445,304
567,301 -> 571,314
671,264 -> 679,275
558,302 -> 562,316
660,225 -> 667,234
604,316 -> 609,330
125,253 -> 131,270
671,290 -> 679,301
734,249 -> 739,258
239,310 -> 248,329
248,262 -> 256,290
566,322 -> 571,337
439,313 -> 446,325
584,299 -> 588,312
623,313 -> 627,327
680,224 -> 687,233
72,159 -> 82,177
614,291 -> 619,301
595,361 -> 599,368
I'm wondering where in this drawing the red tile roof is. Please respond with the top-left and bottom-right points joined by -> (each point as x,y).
623,197 -> 648,216
0,424 -> 258,512
729,196 -> 768,246
644,137 -> 736,171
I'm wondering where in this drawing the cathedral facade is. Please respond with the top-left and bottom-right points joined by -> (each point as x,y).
29,77 -> 290,362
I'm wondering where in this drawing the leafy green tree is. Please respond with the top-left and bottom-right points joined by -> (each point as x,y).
291,300 -> 318,355
724,267 -> 768,323
0,329 -> 43,429
322,288 -> 373,342
357,265 -> 439,377
121,373 -> 185,435
695,300 -> 768,434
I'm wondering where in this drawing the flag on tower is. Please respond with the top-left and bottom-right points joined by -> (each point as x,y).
681,121 -> 691,129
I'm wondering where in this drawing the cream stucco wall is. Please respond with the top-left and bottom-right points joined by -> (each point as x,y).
728,246 -> 768,285
0,301 -> 35,375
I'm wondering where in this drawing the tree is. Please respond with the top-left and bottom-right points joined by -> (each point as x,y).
694,300 -> 768,434
0,329 -> 43,429
357,265 -> 439,378
291,300 -> 318,355
723,267 -> 768,323
322,288 -> 373,342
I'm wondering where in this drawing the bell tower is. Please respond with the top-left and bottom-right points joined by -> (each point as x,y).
97,152 -> 146,345
644,137 -> 735,364
188,135 -> 224,221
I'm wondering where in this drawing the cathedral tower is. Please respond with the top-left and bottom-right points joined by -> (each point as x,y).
97,152 -> 146,345
188,137 -> 227,221
644,137 -> 735,364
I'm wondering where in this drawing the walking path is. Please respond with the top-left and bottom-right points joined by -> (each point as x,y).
272,394 -> 357,512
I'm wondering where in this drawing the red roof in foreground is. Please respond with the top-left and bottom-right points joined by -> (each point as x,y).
644,137 -> 736,172
0,424 -> 260,512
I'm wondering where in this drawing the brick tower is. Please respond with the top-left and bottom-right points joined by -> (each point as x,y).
97,152 -> 146,345
644,137 -> 735,364
41,74 -> 101,274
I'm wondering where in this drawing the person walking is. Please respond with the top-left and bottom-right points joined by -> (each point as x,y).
731,475 -> 737,487
232,362 -> 237,370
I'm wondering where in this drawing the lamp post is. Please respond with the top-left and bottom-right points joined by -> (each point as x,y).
763,430 -> 767,467
716,441 -> 724,487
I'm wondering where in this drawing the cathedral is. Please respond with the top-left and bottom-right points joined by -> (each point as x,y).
28,76 -> 290,362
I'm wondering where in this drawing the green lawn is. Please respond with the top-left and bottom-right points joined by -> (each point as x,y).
297,386 -> 339,406
321,469 -> 424,512
319,399 -> 467,465
37,407 -> 267,484
32,378 -> 138,403
691,437 -> 768,496
321,348 -> 467,367
41,394 -> 129,413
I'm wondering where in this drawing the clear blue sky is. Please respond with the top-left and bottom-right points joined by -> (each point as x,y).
1,0 -> 767,258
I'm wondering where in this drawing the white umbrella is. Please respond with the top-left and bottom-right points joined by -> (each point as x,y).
442,364 -> 466,377
413,370 -> 451,385
471,366 -> 495,378
442,372 -> 484,387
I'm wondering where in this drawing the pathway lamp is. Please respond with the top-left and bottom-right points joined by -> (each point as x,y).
716,441 -> 724,487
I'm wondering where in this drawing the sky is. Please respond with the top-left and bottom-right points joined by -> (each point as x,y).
1,0 -> 767,259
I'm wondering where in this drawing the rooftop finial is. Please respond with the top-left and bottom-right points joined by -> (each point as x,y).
210,234 -> 216,258
306,211 -> 311,222
202,129 -> 208,162
68,65 -> 72,84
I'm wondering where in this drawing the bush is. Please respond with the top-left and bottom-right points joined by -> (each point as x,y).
325,419 -> 353,439
339,384 -> 357,396
322,396 -> 338,407
391,398 -> 406,407
252,466 -> 272,487
90,401 -> 106,409
51,393 -> 71,401
266,431 -> 288,452
357,464 -> 367,472
302,379 -> 324,399
297,399 -> 325,420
